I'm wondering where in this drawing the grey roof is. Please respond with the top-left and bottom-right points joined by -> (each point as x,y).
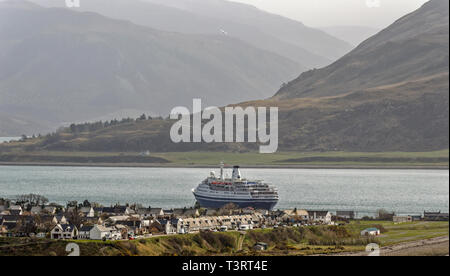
79,225 -> 94,232
59,224 -> 77,232
307,210 -> 330,216
94,225 -> 115,232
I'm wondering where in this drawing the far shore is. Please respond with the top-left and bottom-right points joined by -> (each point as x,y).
0,161 -> 448,170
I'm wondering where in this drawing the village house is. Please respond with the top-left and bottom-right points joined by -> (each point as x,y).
80,207 -> 95,218
183,208 -> 200,218
89,224 -> 121,240
161,218 -> 185,234
180,214 -> 263,233
34,215 -> 62,230
78,225 -> 94,239
136,208 -> 153,218
0,215 -> 35,225
172,208 -> 200,218
148,220 -> 164,234
8,205 -> 23,216
114,224 -> 130,239
115,219 -> 147,235
424,211 -> 449,221
163,209 -> 174,217
51,224 -> 78,240
84,216 -> 103,225
280,209 -> 309,224
97,206 -> 133,216
55,215 -> 68,224
393,216 -> 413,224
107,215 -> 132,224
149,208 -> 165,218
43,206 -> 57,215
182,218 -> 200,233
307,210 -> 332,225
30,206 -> 43,215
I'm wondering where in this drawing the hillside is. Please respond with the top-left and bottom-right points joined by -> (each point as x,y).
4,74 -> 446,154
320,25 -> 380,46
0,1 -> 302,136
275,0 -> 449,99
32,0 -> 352,68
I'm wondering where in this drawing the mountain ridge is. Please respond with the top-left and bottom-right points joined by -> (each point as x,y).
0,1 -> 303,135
275,0 -> 449,100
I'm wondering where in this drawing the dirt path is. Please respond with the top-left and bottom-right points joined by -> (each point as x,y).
333,236 -> 449,256
237,232 -> 246,251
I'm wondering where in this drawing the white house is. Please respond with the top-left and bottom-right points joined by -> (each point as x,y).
78,225 -> 94,239
8,205 -> 23,216
51,224 -> 78,240
89,225 -> 120,240
361,228 -> 381,236
161,219 -> 184,234
30,206 -> 43,215
307,210 -> 332,224
80,207 -> 95,218
393,216 -> 413,224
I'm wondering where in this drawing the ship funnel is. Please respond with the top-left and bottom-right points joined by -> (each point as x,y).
232,166 -> 241,180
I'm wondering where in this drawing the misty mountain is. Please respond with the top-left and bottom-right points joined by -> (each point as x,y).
320,26 -> 380,46
31,0 -> 353,69
145,0 -> 353,61
276,0 -> 449,100
0,1 -> 302,135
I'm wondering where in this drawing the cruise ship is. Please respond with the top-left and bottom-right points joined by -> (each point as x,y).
192,164 -> 279,210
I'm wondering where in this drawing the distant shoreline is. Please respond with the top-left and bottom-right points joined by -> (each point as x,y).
0,162 -> 448,170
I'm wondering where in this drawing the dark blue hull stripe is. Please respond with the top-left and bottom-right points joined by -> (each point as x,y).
194,193 -> 278,210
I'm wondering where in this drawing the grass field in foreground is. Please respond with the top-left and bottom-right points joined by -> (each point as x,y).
345,221 -> 449,246
1,149 -> 447,167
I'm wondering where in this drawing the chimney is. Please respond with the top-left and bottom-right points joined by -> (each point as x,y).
232,166 -> 241,180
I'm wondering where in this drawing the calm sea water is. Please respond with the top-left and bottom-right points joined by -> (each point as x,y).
0,166 -> 448,216
0,137 -> 20,143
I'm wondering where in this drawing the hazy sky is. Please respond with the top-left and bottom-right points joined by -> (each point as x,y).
232,0 -> 429,28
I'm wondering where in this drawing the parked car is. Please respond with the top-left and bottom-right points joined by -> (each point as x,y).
219,226 -> 228,232
239,225 -> 251,231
